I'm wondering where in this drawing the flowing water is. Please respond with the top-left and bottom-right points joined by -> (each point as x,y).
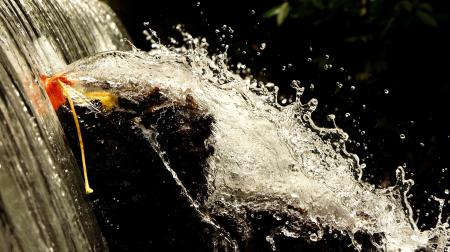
62,33 -> 450,249
0,0 -> 129,251
0,0 -> 449,251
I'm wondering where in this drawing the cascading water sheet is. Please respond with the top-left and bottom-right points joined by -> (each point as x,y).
0,0 -> 129,251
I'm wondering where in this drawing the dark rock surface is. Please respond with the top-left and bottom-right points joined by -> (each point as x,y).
57,86 -> 230,251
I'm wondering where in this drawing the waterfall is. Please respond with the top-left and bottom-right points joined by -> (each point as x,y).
0,0 -> 129,251
1,0 -> 449,251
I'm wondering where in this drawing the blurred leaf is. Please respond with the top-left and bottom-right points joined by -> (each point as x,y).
380,17 -> 395,39
311,0 -> 325,10
277,2 -> 290,26
263,2 -> 291,26
345,36 -> 360,43
416,10 -> 438,27
395,1 -> 413,13
263,3 -> 284,18
419,3 -> 433,12
345,34 -> 372,43
360,7 -> 367,16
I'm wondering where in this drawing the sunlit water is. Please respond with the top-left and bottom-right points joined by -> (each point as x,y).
1,0 -> 449,251
62,30 -> 449,250
0,0 -> 128,251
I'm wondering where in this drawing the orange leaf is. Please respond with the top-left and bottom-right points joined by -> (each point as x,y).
41,73 -> 73,110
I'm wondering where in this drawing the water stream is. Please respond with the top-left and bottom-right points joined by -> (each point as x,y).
0,0 -> 128,251
0,0 -> 449,251
62,37 -> 450,250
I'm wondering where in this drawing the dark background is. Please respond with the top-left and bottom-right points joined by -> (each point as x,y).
107,0 -> 450,230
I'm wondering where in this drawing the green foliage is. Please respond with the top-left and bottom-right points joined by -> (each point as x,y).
263,2 -> 291,26
263,0 -> 445,81
264,0 -> 440,30
416,10 -> 437,27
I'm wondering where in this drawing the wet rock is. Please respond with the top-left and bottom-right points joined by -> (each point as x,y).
57,85 -> 233,251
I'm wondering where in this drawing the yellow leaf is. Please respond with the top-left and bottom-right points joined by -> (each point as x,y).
276,2 -> 290,26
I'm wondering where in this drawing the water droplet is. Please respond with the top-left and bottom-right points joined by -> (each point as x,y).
307,57 -> 312,62
336,82 -> 343,88
309,83 -> 315,90
290,193 -> 299,198
325,54 -> 330,59
215,29 -> 220,34
309,233 -> 318,241
222,25 -> 227,30
281,98 -> 287,105
444,189 -> 449,195
339,67 -> 345,72
196,2 -> 201,7
250,9 -> 255,15
419,142 -> 425,147
350,85 -> 356,91
309,98 -> 318,106
384,89 -> 389,94
361,131 -> 366,136
265,82 -> 275,90
345,112 -> 351,117
400,134 -> 406,140
260,43 -> 266,50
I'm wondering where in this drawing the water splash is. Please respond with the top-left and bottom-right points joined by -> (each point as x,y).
60,29 -> 450,250
1,0 -> 448,249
